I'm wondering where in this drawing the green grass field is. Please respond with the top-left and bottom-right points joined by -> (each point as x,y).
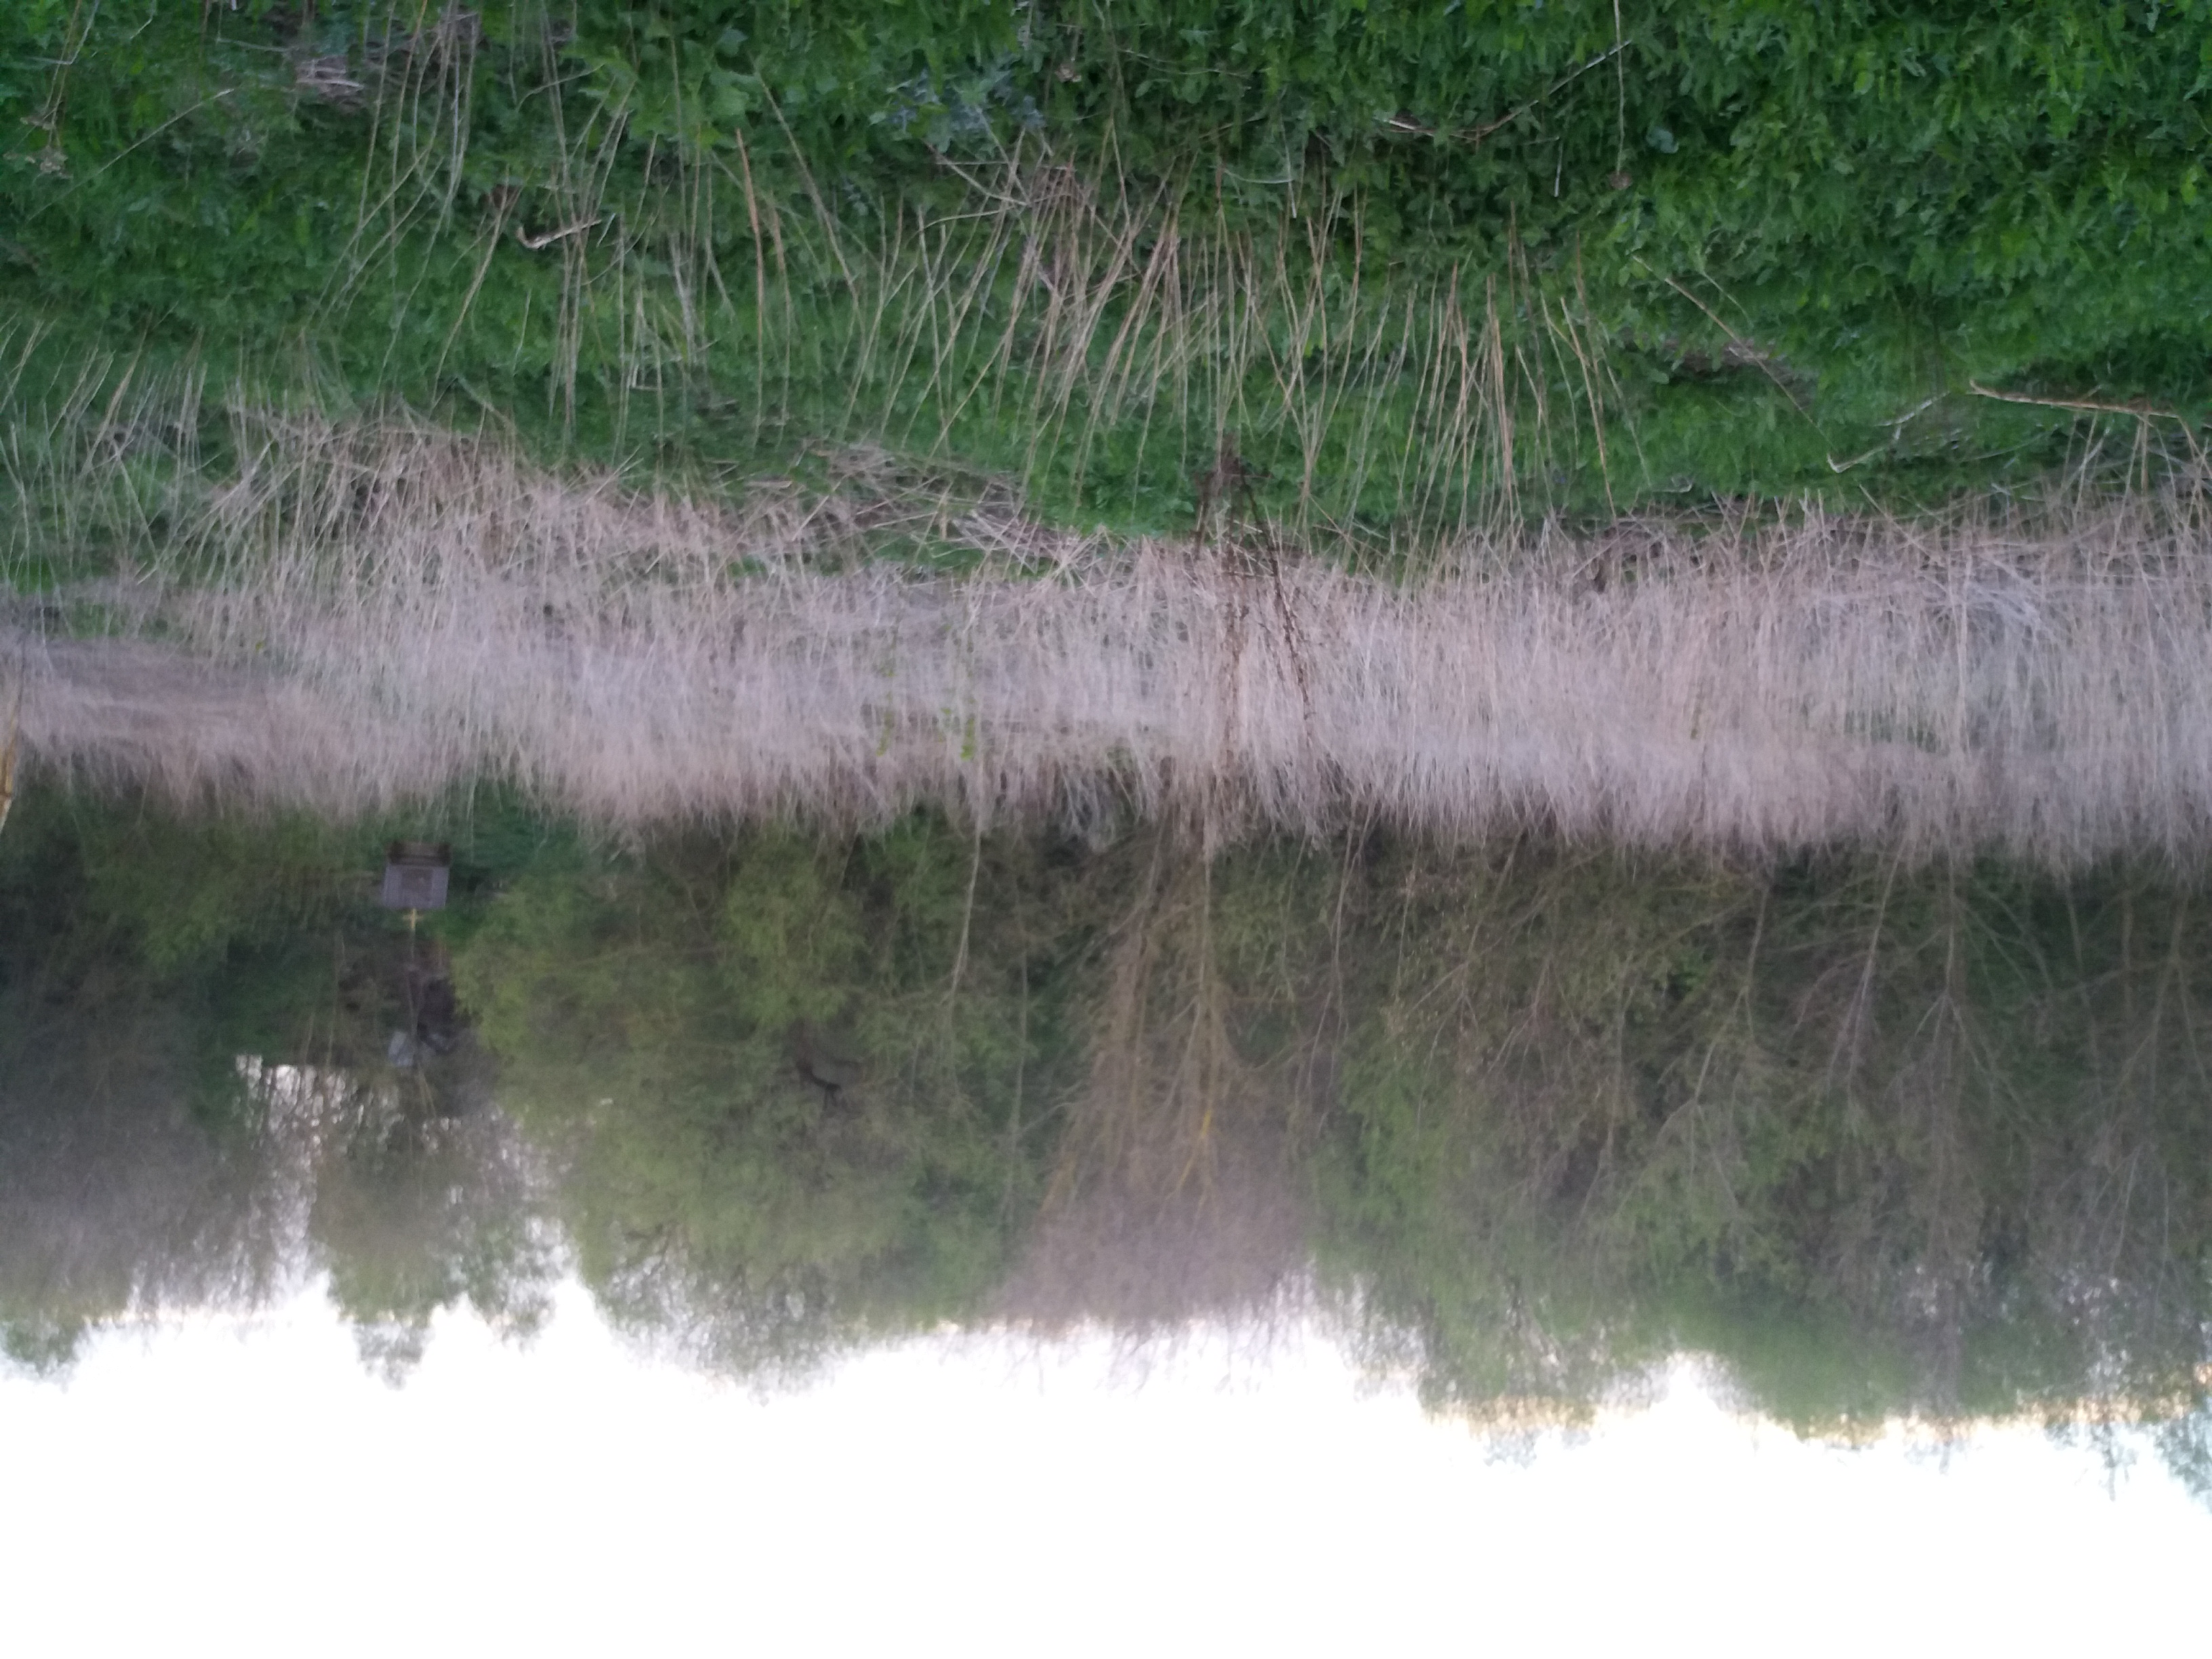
5,0 -> 2209,565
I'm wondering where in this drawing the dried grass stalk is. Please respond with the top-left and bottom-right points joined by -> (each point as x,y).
12,413 -> 2212,866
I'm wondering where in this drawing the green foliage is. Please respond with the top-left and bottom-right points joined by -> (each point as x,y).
720,836 -> 867,1030
0,1312 -> 87,1378
0,783 -> 567,1374
1309,844 -> 2212,1435
310,1113 -> 559,1384
3,1 -> 2207,556
7,790 -> 2211,1469
451,816 -> 1086,1373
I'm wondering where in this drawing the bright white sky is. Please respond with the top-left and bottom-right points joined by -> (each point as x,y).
3,1280 -> 2205,1659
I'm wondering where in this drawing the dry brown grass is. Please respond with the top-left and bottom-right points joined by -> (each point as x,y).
12,408 -> 2212,865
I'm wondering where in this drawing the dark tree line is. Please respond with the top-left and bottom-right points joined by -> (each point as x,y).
3,787 -> 2206,1496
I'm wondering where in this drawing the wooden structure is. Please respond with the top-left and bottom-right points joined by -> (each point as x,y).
380,841 -> 452,912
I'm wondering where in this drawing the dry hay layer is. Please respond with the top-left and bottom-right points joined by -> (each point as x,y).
10,419 -> 2212,865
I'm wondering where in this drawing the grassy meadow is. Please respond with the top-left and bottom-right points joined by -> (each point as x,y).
5,3 -> 2212,851
6,0 -> 2208,510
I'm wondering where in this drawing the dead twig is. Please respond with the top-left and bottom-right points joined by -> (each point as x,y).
515,216 -> 602,250
1639,260 -> 1822,437
1967,381 -> 2193,425
1382,40 -> 1633,149
0,655 -> 21,838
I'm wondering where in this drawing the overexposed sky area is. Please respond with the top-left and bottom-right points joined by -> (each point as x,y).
3,1282 -> 2206,1658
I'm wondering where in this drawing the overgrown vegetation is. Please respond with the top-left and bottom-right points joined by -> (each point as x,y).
5,2 -> 2211,1483
3,0 -> 2209,558
4,797 -> 2208,1490
8,5 -> 2212,859
0,785 -> 560,1376
19,392 -> 2212,860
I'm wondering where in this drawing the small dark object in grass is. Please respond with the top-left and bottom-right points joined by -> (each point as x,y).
1607,171 -> 1633,190
792,1023 -> 863,1105
380,841 -> 451,911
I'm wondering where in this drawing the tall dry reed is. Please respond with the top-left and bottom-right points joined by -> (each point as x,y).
11,410 -> 2212,865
